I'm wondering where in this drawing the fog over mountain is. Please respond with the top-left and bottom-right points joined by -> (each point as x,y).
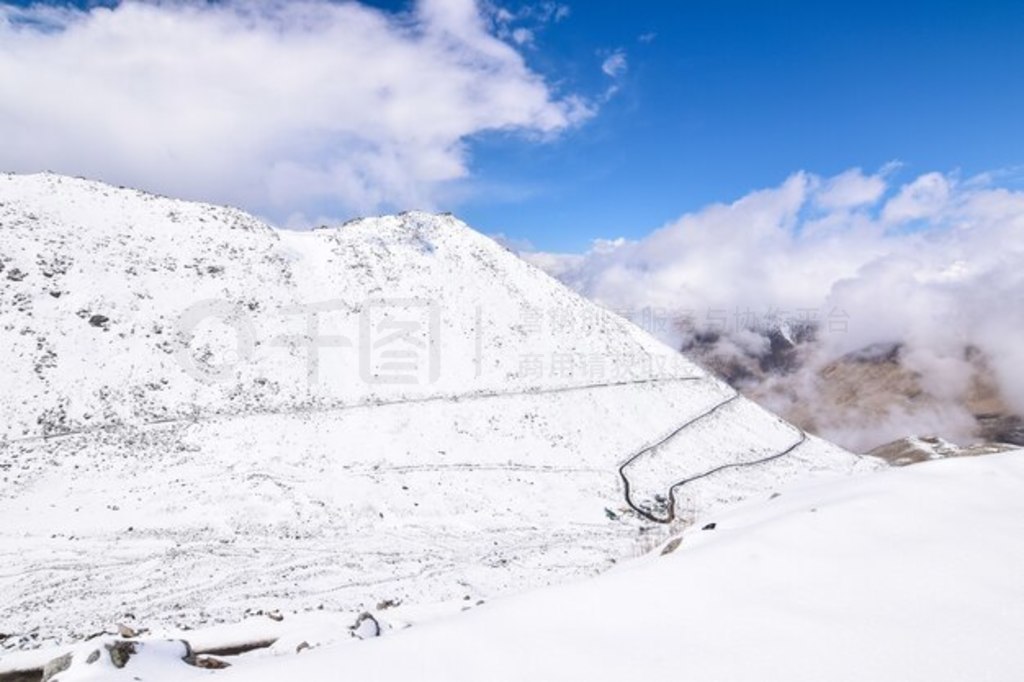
522,166 -> 1024,451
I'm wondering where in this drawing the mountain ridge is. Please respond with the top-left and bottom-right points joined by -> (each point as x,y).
0,173 -> 878,651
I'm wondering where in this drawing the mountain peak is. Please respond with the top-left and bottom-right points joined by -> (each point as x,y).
0,174 -> 877,649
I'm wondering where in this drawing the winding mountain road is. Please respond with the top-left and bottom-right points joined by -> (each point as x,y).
618,389 -> 807,524
2,374 -> 707,446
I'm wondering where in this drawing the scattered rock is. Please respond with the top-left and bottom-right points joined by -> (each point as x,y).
88,314 -> 110,329
116,623 -> 142,638
296,641 -> 311,654
52,638 -> 212,674
186,654 -> 231,669
266,610 -> 284,622
701,522 -> 717,531
105,639 -> 138,668
661,537 -> 683,555
376,598 -> 401,610
350,612 -> 380,639
40,652 -> 72,682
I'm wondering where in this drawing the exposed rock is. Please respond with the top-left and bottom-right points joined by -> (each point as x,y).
759,324 -> 815,375
185,654 -> 231,669
977,413 -> 1024,446
351,612 -> 380,639
116,623 -> 140,638
87,314 -> 109,329
40,652 -> 71,682
660,537 -> 682,555
105,639 -> 137,668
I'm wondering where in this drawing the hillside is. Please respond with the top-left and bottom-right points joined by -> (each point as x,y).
7,449 -> 1019,681
0,173 -> 879,652
210,449 -> 1022,682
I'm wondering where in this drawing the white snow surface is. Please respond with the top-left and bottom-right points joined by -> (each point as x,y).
10,451 -> 1022,681
0,173 -> 876,653
225,450 -> 1021,682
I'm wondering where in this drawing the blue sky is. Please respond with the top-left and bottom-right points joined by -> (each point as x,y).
456,0 -> 1024,250
4,0 -> 1024,441
1,0 -> 1023,251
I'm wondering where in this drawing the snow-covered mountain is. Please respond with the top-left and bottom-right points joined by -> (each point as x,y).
0,173 -> 878,653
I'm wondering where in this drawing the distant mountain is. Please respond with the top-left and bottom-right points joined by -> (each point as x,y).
0,174 -> 876,651
866,435 -> 1016,465
674,320 -> 1024,452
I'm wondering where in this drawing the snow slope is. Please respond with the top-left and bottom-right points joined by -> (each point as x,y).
0,173 -> 877,652
13,450 -> 1021,682
222,450 -> 1024,682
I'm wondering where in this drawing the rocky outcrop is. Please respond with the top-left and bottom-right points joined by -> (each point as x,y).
867,436 -> 1017,466
36,637 -> 232,680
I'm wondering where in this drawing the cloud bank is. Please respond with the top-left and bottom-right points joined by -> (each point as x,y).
0,0 -> 589,224
524,167 -> 1024,449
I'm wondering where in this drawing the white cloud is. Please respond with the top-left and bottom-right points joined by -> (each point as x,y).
520,2 -> 571,23
882,172 -> 952,224
638,32 -> 657,43
494,7 -> 517,23
601,50 -> 628,78
490,1 -> 569,45
814,167 -> 887,210
511,27 -> 534,45
0,0 -> 591,222
524,168 -> 1024,448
